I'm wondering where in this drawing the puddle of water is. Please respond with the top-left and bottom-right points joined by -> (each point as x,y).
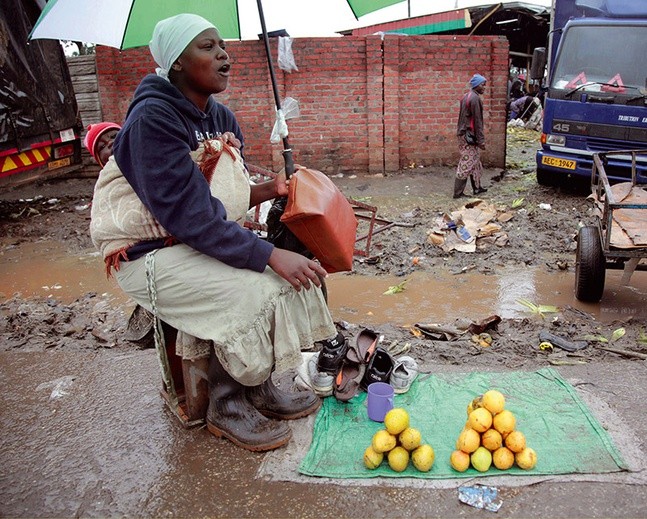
326,268 -> 647,325
1,240 -> 645,324
0,240 -> 126,304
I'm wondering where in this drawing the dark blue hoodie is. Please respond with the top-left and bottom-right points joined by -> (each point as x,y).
113,74 -> 273,272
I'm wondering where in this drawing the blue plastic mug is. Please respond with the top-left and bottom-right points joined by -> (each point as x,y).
367,382 -> 394,422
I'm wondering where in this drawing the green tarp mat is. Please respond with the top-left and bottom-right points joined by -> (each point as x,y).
299,368 -> 627,479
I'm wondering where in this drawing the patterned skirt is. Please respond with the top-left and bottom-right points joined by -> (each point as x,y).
456,137 -> 483,181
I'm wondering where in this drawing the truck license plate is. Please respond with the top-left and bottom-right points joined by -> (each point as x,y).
48,157 -> 71,170
541,156 -> 576,170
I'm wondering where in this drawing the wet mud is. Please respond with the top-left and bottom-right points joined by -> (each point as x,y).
1,129 -> 645,368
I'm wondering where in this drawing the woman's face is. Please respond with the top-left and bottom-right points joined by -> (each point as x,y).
175,28 -> 230,99
95,129 -> 118,167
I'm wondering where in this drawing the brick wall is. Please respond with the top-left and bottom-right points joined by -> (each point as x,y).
96,34 -> 507,174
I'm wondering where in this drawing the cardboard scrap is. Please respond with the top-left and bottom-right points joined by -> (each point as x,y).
429,201 -> 510,252
591,182 -> 647,248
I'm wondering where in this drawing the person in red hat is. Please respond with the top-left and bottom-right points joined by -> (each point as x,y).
83,122 -> 121,168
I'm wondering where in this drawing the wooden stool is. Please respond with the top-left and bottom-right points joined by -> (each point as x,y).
158,322 -> 210,428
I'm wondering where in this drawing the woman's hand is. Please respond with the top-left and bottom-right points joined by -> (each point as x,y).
268,248 -> 328,292
221,131 -> 241,149
274,168 -> 289,198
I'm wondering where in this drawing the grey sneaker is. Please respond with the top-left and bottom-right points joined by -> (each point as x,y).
390,356 -> 418,394
309,353 -> 334,397
295,352 -> 333,397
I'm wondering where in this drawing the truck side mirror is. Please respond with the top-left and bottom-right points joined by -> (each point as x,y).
530,47 -> 547,80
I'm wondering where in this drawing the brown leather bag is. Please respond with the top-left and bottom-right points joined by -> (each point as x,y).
280,166 -> 358,273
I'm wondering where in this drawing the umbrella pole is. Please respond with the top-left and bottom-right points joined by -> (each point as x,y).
256,0 -> 295,178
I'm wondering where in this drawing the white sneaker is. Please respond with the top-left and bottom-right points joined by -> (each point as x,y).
390,356 -> 418,394
295,352 -> 334,397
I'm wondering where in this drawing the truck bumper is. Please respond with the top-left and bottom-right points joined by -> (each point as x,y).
536,148 -> 647,184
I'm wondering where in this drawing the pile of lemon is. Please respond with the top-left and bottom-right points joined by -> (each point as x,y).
450,389 -> 537,472
363,408 -> 435,472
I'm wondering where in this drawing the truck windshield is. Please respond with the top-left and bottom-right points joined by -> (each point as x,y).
551,25 -> 647,94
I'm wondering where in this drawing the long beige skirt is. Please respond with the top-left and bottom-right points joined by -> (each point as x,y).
115,244 -> 337,386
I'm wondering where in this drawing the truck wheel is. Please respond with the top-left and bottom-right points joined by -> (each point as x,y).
575,226 -> 605,302
537,168 -> 558,186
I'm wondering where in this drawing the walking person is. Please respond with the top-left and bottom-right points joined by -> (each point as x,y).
454,73 -> 488,198
90,14 -> 347,452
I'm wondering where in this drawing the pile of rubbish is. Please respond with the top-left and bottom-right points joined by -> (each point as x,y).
426,201 -> 511,252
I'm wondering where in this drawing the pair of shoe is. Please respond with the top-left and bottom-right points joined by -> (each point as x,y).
334,329 -> 397,401
331,328 -> 379,402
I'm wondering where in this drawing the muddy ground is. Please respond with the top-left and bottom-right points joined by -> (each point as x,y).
1,128 -> 646,370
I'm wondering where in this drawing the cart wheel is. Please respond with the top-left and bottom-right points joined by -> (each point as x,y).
575,226 -> 606,302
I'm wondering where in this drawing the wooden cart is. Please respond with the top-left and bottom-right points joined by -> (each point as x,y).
575,150 -> 647,302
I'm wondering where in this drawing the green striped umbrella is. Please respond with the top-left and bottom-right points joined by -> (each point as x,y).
29,0 -> 408,48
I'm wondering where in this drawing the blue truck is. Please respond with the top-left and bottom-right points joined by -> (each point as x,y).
535,0 -> 647,186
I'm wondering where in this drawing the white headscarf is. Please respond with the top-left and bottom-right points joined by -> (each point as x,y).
149,13 -> 217,80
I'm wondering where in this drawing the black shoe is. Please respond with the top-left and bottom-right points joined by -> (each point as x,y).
316,332 -> 348,374
360,347 -> 394,391
453,193 -> 469,199
473,187 -> 488,194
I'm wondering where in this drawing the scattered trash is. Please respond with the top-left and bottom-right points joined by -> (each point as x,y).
517,299 -> 559,318
413,322 -> 464,341
37,375 -> 76,400
74,204 -> 90,211
583,327 -> 626,344
456,224 -> 474,243
539,341 -> 554,351
468,315 -> 502,335
383,279 -> 408,295
611,328 -> 626,342
538,330 -> 588,352
539,203 -> 552,210
471,332 -> 493,347
511,197 -> 525,209
431,205 -> 507,253
458,484 -> 502,512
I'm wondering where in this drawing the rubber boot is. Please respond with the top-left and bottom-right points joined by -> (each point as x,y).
247,375 -> 321,420
206,353 -> 292,452
453,177 -> 468,198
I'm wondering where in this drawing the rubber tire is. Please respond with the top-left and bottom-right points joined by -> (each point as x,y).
575,226 -> 606,302
536,167 -> 558,187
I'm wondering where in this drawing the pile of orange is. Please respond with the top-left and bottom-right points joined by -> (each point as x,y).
450,390 -> 537,472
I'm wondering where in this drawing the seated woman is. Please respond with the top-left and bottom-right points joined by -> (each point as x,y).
90,14 -> 345,452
